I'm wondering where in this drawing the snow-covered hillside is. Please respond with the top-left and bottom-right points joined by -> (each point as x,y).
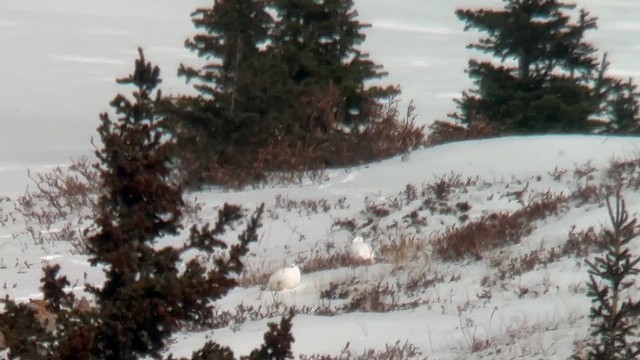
2,1 -> 640,359
3,135 -> 640,358
165,135 -> 640,358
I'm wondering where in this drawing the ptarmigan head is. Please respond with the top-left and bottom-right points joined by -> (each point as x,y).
348,236 -> 373,261
266,263 -> 301,291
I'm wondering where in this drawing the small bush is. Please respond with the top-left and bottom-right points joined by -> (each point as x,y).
301,252 -> 372,273
562,226 -> 607,258
426,117 -> 496,146
433,193 -> 567,261
14,157 -> 99,251
299,341 -> 425,360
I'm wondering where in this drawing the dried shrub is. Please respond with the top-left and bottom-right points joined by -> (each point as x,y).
237,263 -> 273,288
14,157 -> 100,251
486,226 -> 608,284
434,212 -> 529,261
378,234 -> 428,265
363,200 -> 391,218
331,218 -> 359,233
422,173 -> 477,201
176,90 -> 425,188
605,156 -> 640,190
401,210 -> 428,231
403,184 -> 418,202
433,193 -> 567,261
208,303 -> 288,330
561,226 -> 606,257
426,116 -> 496,146
570,183 -> 602,206
0,196 -> 14,227
455,201 -> 471,213
323,97 -> 425,167
489,245 -> 562,283
345,281 -> 396,313
403,269 -> 448,296
320,281 -> 352,300
549,167 -> 568,181
456,315 -> 497,355
274,195 -> 335,215
573,161 -> 598,182
301,252 -> 372,273
299,341 -> 425,360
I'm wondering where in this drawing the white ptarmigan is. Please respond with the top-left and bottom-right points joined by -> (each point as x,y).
266,264 -> 301,291
348,236 -> 373,261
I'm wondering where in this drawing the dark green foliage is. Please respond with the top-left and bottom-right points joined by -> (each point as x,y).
167,311 -> 295,360
171,0 -> 412,187
177,0 -> 283,154
0,297 -> 52,359
184,342 -> 236,360
452,0 -> 607,133
242,309 -> 295,360
581,190 -> 640,359
605,77 -> 640,133
85,47 -> 187,359
41,264 -> 75,312
180,0 -> 272,103
270,0 -> 397,125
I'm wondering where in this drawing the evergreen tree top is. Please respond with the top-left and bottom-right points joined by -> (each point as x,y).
271,0 -> 368,59
457,0 -> 599,80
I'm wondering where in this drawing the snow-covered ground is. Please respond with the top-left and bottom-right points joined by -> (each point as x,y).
4,135 -> 640,359
2,1 -> 640,359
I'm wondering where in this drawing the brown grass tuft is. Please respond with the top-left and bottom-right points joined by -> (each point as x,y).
433,193 -> 567,261
299,341 -> 424,360
177,91 -> 426,188
426,117 -> 497,146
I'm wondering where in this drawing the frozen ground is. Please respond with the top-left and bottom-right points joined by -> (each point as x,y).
1,0 -> 640,359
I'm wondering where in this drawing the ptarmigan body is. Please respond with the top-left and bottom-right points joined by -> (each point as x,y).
348,236 -> 373,261
266,264 -> 301,291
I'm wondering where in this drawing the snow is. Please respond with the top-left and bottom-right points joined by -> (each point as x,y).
1,0 -> 640,359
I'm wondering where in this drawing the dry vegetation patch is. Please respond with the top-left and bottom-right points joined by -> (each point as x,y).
11,157 -> 203,254
433,192 -> 568,261
300,252 -> 372,273
299,341 -> 425,360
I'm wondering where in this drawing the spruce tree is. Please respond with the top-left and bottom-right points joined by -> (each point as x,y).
581,190 -> 640,359
452,0 -> 606,133
177,0 -> 282,150
0,48 -> 296,360
180,0 -> 272,111
170,0 -> 415,186
606,77 -> 640,133
270,0 -> 397,126
85,47 -> 186,359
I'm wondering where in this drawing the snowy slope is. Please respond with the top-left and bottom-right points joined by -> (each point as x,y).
3,135 -> 640,359
163,135 -> 640,359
